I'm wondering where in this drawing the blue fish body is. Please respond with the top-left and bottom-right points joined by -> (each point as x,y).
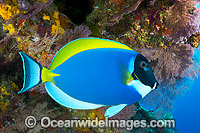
18,38 -> 158,117
53,48 -> 141,105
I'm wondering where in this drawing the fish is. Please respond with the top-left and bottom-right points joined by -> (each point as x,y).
18,38 -> 158,118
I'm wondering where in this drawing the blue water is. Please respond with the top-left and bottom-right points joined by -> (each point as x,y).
173,49 -> 200,133
173,78 -> 200,133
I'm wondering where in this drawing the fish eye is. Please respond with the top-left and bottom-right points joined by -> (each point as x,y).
140,61 -> 146,68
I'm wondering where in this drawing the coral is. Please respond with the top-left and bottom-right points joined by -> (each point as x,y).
110,105 -> 137,120
182,47 -> 200,78
55,25 -> 92,51
119,1 -> 172,48
166,0 -> 200,41
87,0 -> 134,30
8,0 -> 53,26
10,81 -> 19,91
109,0 -> 123,6
139,73 -> 196,113
0,87 -> 10,98
0,0 -> 20,37
140,43 -> 194,83
107,0 -> 144,26
0,94 -> 71,132
3,24 -> 15,35
0,58 -> 22,112
138,43 -> 197,112
96,107 -> 108,120
0,2 -> 19,20
51,24 -> 65,36
0,87 -> 10,112
51,11 -> 65,35
187,32 -> 200,48
43,15 -> 50,20
38,0 -> 48,2
17,32 -> 59,67
87,0 -> 173,48
130,107 -> 177,132
0,0 -> 199,132
5,0 -> 72,95
53,11 -> 59,19
37,22 -> 52,38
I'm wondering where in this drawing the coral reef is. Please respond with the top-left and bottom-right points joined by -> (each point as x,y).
165,0 -> 200,41
55,25 -> 92,51
140,43 -> 194,83
87,0 -> 174,49
0,0 -> 19,20
130,107 -> 177,132
9,0 -> 53,21
0,87 -> 10,112
0,0 -> 199,132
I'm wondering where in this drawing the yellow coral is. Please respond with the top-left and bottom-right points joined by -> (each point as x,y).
190,36 -> 199,48
51,24 -> 65,35
11,81 -> 19,90
89,110 -> 98,120
1,87 -> 10,96
37,0 -> 48,2
51,11 -> 65,35
55,20 -> 61,26
0,3 -> 19,20
159,43 -> 164,47
43,15 -> 50,20
0,87 -> 10,112
6,0 -> 19,5
17,37 -> 21,41
53,11 -> 59,19
0,102 -> 8,112
3,24 -> 16,35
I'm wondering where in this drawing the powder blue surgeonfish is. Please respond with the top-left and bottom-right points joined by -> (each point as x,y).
18,38 -> 158,118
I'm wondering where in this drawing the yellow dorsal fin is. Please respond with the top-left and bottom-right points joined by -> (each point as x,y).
41,67 -> 60,83
49,38 -> 132,70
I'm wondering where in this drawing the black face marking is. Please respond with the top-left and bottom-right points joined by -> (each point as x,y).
132,54 -> 158,89
132,73 -> 137,80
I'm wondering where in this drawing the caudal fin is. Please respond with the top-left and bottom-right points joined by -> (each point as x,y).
18,52 -> 43,93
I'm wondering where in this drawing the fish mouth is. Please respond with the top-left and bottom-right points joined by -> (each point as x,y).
152,82 -> 159,90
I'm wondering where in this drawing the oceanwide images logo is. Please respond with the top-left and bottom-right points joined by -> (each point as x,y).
25,116 -> 176,130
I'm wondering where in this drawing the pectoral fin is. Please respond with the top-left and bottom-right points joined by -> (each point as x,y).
119,60 -> 133,85
104,104 -> 127,118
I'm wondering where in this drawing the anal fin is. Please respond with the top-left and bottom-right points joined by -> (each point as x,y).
104,104 -> 127,118
45,82 -> 105,110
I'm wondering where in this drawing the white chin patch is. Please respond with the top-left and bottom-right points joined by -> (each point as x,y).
152,82 -> 157,90
128,80 -> 152,98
